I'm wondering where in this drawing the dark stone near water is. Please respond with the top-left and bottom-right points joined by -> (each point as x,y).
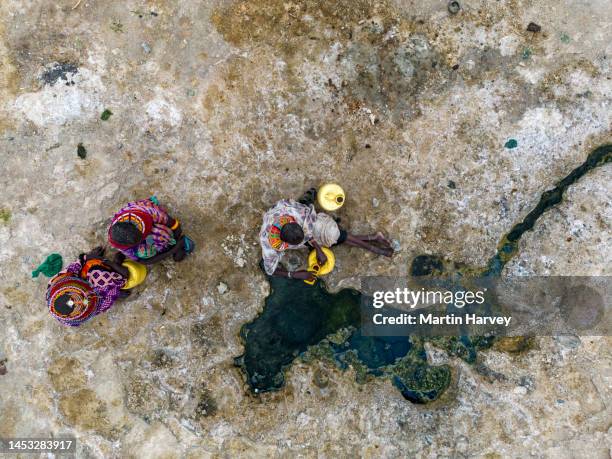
41,62 -> 78,86
77,143 -> 87,159
527,22 -> 542,33
448,1 -> 460,14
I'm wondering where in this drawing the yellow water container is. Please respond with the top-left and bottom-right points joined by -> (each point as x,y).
121,260 -> 148,290
307,247 -> 336,275
317,183 -> 345,211
304,248 -> 335,285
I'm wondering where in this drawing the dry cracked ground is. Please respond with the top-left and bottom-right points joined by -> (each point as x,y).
0,0 -> 610,458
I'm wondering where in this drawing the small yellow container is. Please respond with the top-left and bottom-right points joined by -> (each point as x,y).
317,183 -> 345,211
304,248 -> 335,285
121,260 -> 148,290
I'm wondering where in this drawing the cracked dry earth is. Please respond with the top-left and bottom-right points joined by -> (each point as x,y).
0,0 -> 610,458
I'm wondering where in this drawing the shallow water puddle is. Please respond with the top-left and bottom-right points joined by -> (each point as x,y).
234,276 -> 465,403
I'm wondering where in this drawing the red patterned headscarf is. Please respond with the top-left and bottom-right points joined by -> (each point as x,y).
108,209 -> 153,249
267,215 -> 297,251
47,274 -> 100,326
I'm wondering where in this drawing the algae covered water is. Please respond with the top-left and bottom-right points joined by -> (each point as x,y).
235,276 -> 361,392
235,275 -> 486,403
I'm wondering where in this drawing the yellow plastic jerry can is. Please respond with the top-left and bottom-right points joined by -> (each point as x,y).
317,183 -> 345,211
304,247 -> 335,285
121,260 -> 148,290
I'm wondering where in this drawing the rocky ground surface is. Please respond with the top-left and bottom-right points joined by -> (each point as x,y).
0,0 -> 610,457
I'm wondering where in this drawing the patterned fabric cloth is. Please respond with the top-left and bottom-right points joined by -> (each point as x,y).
259,199 -> 317,275
46,259 -> 127,326
109,197 -> 176,260
47,274 -> 100,327
312,213 -> 341,247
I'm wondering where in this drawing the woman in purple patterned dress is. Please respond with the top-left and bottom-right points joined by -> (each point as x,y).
108,196 -> 194,265
46,247 -> 129,326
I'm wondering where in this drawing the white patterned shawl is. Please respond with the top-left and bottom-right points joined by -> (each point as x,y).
312,213 -> 341,247
259,199 -> 317,275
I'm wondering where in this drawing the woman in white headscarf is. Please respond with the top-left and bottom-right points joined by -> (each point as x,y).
259,193 -> 394,279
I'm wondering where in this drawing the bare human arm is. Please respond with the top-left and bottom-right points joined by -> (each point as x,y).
103,259 -> 129,278
309,239 -> 328,266
84,247 -> 129,278
271,266 -> 316,282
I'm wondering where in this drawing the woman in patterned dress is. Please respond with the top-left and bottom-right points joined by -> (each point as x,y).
108,196 -> 193,265
46,247 -> 129,326
259,196 -> 393,280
